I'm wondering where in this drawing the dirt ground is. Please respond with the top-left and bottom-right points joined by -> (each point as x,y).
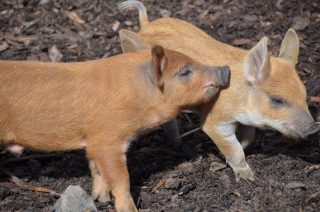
0,0 -> 320,211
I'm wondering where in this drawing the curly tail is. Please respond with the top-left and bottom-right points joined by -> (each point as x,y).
118,0 -> 149,27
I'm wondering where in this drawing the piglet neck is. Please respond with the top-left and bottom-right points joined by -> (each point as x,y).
142,99 -> 180,130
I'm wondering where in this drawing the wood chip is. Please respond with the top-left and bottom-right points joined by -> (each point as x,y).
151,179 -> 166,193
231,190 -> 241,197
286,182 -> 306,189
67,11 -> 86,25
232,38 -> 252,46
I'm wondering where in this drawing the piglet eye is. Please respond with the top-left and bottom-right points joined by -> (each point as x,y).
179,64 -> 193,77
270,96 -> 288,107
180,69 -> 192,76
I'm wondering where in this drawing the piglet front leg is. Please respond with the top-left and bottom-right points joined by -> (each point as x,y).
89,160 -> 111,203
87,135 -> 137,212
203,121 -> 254,181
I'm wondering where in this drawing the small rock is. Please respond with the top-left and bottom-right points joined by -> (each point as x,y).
286,182 -> 306,189
177,162 -> 193,174
112,21 -> 120,32
124,20 -> 133,26
165,177 -> 181,189
160,9 -> 171,17
292,16 -> 310,31
49,45 -> 63,62
53,185 -> 97,212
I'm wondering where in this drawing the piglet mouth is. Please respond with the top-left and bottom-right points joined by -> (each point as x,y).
202,82 -> 220,98
203,82 -> 218,90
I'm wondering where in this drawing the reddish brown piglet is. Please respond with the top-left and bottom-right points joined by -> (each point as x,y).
0,45 -> 230,212
119,0 -> 319,182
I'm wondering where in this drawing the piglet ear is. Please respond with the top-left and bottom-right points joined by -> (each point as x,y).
279,28 -> 299,65
151,45 -> 167,90
119,29 -> 149,53
244,37 -> 271,84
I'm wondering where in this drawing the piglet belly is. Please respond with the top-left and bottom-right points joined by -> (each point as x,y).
4,131 -> 87,152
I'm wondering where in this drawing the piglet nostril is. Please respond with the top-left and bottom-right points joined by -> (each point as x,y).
216,66 -> 230,87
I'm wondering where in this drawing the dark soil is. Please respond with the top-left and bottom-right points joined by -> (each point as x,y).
0,0 -> 320,211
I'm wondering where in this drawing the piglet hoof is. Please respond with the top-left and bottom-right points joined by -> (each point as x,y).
92,190 -> 111,203
92,176 -> 111,203
234,164 -> 255,182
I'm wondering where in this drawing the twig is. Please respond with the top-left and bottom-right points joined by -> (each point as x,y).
10,176 -> 60,196
183,113 -> 194,125
0,165 -> 60,196
178,127 -> 201,139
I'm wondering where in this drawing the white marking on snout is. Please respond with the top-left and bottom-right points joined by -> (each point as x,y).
235,110 -> 289,135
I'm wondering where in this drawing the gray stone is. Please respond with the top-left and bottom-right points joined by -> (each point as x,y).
164,177 -> 181,189
53,185 -> 97,212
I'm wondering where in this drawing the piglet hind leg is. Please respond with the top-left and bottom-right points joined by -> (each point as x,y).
86,137 -> 137,212
203,121 -> 254,181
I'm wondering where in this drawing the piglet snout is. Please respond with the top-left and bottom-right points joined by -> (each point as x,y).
302,122 -> 319,137
214,66 -> 230,87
